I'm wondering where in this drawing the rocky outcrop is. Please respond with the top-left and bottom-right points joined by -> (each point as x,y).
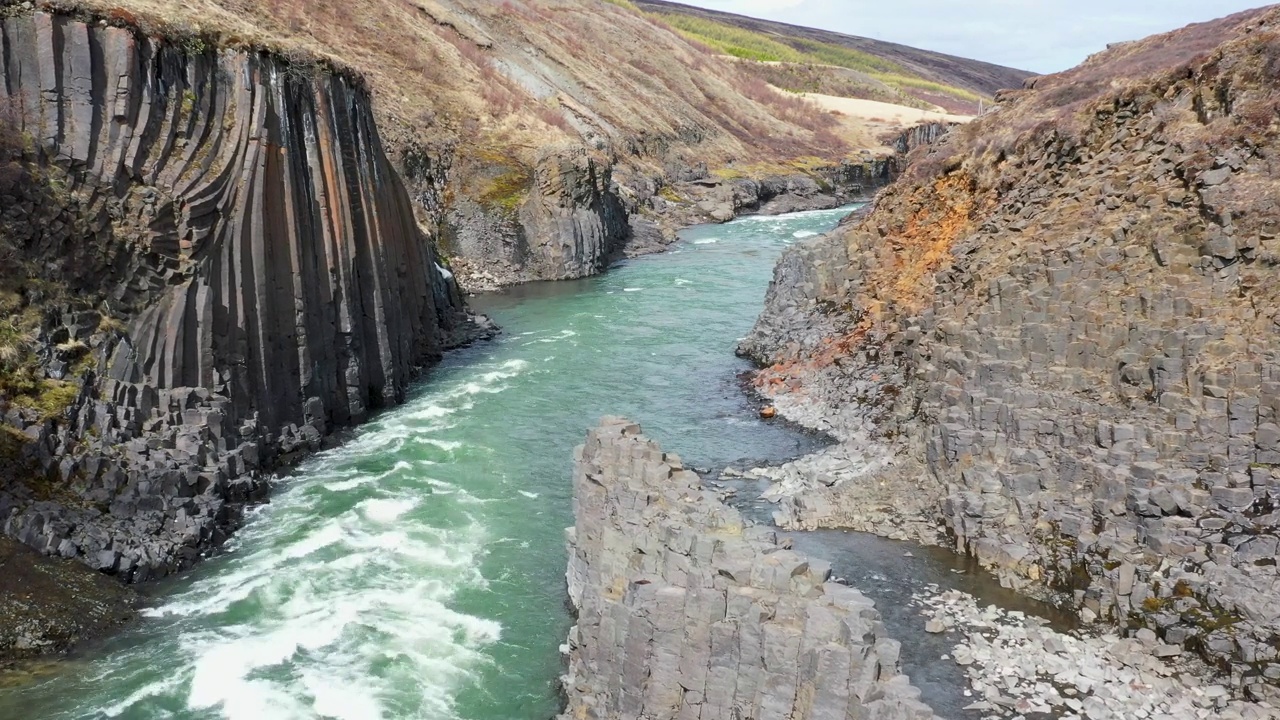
890,122 -> 955,163
560,417 -> 936,720
741,6 -> 1280,700
445,153 -> 893,289
0,537 -> 137,669
445,147 -> 630,285
0,11 -> 484,582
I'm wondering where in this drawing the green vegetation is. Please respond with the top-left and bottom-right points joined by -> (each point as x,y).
791,38 -> 903,75
885,75 -> 982,104
601,0 -> 639,10
653,12 -> 981,105
658,185 -> 684,203
479,164 -> 532,214
13,379 -> 80,420
750,62 -> 934,110
0,425 -> 29,462
657,13 -> 808,64
712,155 -> 842,181
1141,596 -> 1169,612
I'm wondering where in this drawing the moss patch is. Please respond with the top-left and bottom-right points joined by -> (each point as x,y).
0,425 -> 29,465
478,164 -> 532,215
658,185 -> 685,203
11,380 -> 80,421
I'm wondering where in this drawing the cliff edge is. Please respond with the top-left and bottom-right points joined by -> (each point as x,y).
742,5 -> 1280,701
0,11 -> 484,589
560,417 -> 935,720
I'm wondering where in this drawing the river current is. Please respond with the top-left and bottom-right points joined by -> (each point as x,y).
1,207 -> 864,719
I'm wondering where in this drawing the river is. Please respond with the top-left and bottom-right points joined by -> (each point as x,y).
0,208 -> 862,719
1,204 -> 1079,720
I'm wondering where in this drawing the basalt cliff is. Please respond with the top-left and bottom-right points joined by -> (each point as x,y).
0,11 -> 482,586
15,0 -> 1027,289
560,418 -> 935,720
743,6 -> 1280,701
0,0 -> 1024,667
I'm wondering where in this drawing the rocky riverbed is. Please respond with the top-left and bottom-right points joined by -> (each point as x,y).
558,416 -> 1280,720
915,587 -> 1276,720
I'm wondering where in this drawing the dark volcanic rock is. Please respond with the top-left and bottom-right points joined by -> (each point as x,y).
0,537 -> 138,671
739,5 -> 1280,702
0,11 -> 487,586
560,418 -> 936,720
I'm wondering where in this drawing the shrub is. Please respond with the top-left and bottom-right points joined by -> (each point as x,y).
536,104 -> 571,132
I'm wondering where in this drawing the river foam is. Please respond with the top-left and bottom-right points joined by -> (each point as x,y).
0,205 -> 864,720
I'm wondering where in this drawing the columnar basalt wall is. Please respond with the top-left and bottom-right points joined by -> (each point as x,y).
741,7 -> 1280,700
0,11 -> 480,580
560,418 -> 936,720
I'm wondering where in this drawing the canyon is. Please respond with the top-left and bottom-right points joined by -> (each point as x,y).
7,0 -> 1280,718
0,0 -> 1017,674
742,3 -> 1280,709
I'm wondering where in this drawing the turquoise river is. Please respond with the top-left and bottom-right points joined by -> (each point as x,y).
2,205 -> 1071,720
0,207 -> 869,720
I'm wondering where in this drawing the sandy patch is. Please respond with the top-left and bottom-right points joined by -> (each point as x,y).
804,93 -> 975,124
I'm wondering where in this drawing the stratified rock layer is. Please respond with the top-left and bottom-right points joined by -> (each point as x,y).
560,418 -> 935,720
743,6 -> 1280,701
0,12 -> 479,580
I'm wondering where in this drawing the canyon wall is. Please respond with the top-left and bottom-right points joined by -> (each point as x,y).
444,146 -> 631,284
743,6 -> 1280,700
560,418 -> 936,720
0,11 -> 482,580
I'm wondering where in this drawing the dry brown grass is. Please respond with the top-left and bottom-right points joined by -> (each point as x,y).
16,0 -> 873,173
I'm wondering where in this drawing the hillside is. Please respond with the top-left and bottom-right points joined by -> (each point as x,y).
635,0 -> 1031,115
742,4 -> 1280,699
3,0 -> 1031,288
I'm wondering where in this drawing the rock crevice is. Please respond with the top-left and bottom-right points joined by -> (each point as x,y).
560,417 -> 935,720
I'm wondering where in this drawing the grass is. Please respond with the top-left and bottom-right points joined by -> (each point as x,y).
478,164 -> 532,214
12,379 -> 80,420
749,62 -> 934,110
657,12 -> 807,63
658,185 -> 684,202
711,155 -> 846,180
0,108 -> 86,423
653,12 -> 981,106
601,0 -> 638,10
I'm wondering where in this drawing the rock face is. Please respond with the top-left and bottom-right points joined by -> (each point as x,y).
0,12 -> 482,582
446,147 -> 630,284
742,6 -> 1280,700
0,537 -> 138,669
560,418 -> 936,720
444,152 -> 893,288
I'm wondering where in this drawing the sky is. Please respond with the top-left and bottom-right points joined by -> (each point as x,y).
674,1 -> 1272,73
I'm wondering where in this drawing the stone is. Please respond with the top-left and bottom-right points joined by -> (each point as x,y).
0,10 -> 492,587
735,21 -> 1280,697
559,420 -> 935,720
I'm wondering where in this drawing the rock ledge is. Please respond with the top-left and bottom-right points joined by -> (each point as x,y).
559,417 -> 936,720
